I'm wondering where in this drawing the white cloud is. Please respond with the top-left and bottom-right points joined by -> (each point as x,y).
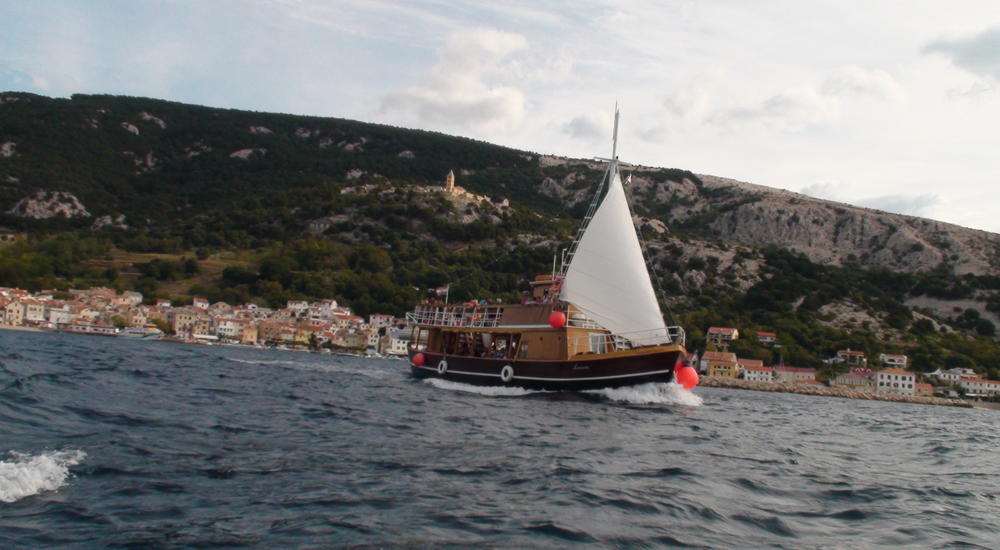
857,193 -> 941,217
664,69 -> 725,119
801,182 -> 941,218
562,111 -> 612,141
708,87 -> 840,131
821,66 -> 907,105
380,27 -> 528,132
800,181 -> 843,201
925,27 -> 1000,81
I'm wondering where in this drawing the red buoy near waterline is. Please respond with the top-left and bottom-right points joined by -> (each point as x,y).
412,352 -> 425,367
548,311 -> 567,329
676,365 -> 699,389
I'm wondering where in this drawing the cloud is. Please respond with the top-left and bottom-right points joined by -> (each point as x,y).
801,182 -> 941,218
380,27 -> 528,131
708,87 -> 840,131
857,193 -> 941,217
821,66 -> 907,104
799,181 -> 842,201
562,111 -> 612,140
924,27 -> 1000,81
664,69 -> 725,119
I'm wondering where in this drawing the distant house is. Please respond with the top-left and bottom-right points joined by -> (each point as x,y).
773,366 -> 816,384
831,371 -> 873,390
879,353 -> 908,369
192,297 -> 209,311
707,360 -> 740,378
929,367 -> 978,385
743,365 -> 774,382
707,327 -> 739,349
959,378 -> 1000,398
875,369 -> 915,396
756,331 -> 777,345
915,383 -> 934,397
835,349 -> 867,366
699,350 -> 737,373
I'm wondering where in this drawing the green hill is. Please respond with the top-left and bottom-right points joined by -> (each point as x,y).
2,91 -> 999,377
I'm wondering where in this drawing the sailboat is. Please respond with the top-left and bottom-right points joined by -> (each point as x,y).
406,108 -> 691,390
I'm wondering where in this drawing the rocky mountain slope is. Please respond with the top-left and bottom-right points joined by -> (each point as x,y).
2,92 -> 1000,374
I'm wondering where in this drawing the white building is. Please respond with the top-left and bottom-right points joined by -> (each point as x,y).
929,367 -> 978,385
743,366 -> 774,382
48,306 -> 75,325
875,369 -> 915,395
215,318 -> 248,340
369,314 -> 395,328
959,378 -> 1000,398
879,353 -> 908,369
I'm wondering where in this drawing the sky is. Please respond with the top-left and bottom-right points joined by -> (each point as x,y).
2,0 -> 1000,232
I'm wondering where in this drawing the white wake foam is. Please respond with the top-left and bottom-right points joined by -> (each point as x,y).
424,378 -> 541,397
0,449 -> 86,503
587,382 -> 703,406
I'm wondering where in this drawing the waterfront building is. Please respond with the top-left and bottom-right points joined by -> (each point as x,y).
743,365 -> 774,382
773,366 -> 816,384
958,378 -> 1000,398
699,350 -> 738,373
831,371 -> 874,389
876,368 -> 915,395
707,360 -> 740,378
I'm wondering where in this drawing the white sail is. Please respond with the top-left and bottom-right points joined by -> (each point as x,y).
560,168 -> 670,346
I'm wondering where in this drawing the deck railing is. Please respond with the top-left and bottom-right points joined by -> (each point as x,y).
566,326 -> 686,355
406,304 -> 686,349
406,304 -> 504,328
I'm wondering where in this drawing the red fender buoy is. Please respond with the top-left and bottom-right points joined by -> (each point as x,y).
549,311 -> 567,329
676,365 -> 699,389
412,352 -> 425,367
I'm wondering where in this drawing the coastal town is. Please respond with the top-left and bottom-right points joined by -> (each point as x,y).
0,286 -> 411,357
2,284 -> 999,404
698,326 -> 1000,401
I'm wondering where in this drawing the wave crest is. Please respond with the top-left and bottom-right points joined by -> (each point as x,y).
424,378 -> 541,397
0,449 -> 86,503
587,382 -> 703,406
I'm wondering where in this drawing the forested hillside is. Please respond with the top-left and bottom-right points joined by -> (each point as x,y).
2,92 -> 1000,377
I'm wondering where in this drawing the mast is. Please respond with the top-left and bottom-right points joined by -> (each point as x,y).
558,106 -> 669,346
559,104 -> 621,276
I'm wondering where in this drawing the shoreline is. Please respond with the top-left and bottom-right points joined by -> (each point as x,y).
700,376 -> 973,408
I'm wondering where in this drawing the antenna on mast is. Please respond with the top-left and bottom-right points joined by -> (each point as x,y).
611,102 -> 620,161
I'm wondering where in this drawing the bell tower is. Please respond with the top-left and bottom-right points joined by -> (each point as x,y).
444,169 -> 455,193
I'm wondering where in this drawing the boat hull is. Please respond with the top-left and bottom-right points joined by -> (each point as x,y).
408,348 -> 685,391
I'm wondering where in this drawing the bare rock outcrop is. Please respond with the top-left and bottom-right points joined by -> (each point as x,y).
8,191 -> 90,219
230,148 -> 266,161
92,214 -> 128,230
0,142 -> 16,157
139,112 -> 166,129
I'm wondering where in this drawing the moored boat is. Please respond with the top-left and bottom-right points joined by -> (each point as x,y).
406,108 -> 694,391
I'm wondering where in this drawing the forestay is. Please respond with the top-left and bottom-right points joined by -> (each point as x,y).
560,168 -> 670,346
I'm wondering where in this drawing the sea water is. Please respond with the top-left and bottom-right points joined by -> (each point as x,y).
1,330 -> 998,548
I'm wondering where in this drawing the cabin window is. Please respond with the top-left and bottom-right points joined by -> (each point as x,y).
589,332 -> 604,353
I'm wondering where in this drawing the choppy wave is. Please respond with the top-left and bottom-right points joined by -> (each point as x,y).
0,449 -> 86,503
424,378 -> 543,396
586,382 -> 703,406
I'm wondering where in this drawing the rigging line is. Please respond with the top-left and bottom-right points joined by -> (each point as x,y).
622,169 -> 679,328
560,162 -> 612,277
